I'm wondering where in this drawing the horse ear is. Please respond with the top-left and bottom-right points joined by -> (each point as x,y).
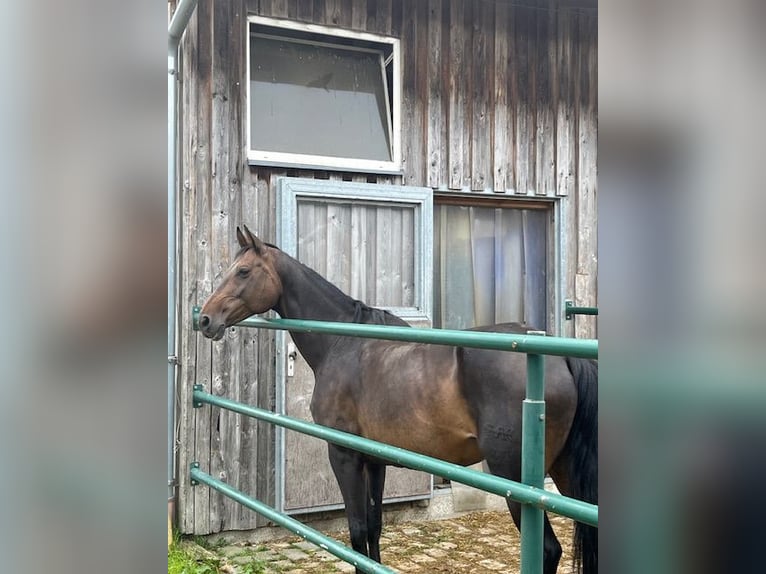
236,226 -> 249,248
243,224 -> 266,254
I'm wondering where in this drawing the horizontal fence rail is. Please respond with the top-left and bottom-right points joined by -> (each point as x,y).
564,300 -> 599,320
192,389 -> 598,527
191,307 -> 597,358
190,464 -> 395,574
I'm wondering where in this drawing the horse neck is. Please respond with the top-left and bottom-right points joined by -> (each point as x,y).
271,249 -> 360,369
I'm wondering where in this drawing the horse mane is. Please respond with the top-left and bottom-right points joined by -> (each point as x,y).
351,300 -> 409,327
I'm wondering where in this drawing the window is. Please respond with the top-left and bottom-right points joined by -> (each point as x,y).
434,200 -> 551,331
248,17 -> 401,173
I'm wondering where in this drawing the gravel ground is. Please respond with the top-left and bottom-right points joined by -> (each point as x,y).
212,510 -> 576,573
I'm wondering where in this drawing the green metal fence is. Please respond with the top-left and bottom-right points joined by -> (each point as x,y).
190,308 -> 598,574
564,299 -> 599,320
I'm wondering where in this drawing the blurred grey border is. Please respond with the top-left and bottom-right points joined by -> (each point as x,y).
1,1 -> 167,573
601,0 -> 766,572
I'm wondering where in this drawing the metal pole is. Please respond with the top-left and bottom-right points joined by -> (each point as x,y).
167,45 -> 177,506
169,0 -> 201,46
168,0 -> 199,508
521,331 -> 546,574
564,300 -> 599,320
190,464 -> 396,574
192,307 -> 598,359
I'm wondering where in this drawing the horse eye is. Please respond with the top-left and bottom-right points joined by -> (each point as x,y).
237,267 -> 250,277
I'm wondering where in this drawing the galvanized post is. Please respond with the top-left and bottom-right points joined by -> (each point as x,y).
168,0 -> 200,511
521,331 -> 546,574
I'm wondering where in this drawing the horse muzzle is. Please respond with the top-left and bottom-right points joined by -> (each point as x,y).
198,313 -> 226,341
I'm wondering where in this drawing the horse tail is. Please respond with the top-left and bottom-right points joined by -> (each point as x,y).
563,357 -> 598,574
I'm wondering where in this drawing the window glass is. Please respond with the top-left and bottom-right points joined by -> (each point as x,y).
250,34 -> 392,161
434,205 -> 548,330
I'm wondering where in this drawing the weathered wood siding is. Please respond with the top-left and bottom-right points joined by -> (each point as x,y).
178,0 -> 597,533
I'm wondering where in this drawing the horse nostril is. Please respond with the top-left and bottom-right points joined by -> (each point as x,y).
200,314 -> 211,329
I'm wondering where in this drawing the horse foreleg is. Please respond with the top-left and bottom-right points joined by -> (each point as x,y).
365,462 -> 386,562
328,444 -> 371,573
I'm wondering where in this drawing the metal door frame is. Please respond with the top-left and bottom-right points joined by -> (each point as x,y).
274,177 -> 434,514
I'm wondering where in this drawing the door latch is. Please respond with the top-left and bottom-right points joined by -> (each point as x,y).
287,342 -> 297,377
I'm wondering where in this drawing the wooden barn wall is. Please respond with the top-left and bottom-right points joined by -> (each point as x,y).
177,0 -> 597,533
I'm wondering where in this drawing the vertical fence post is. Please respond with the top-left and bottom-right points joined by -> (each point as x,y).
521,331 -> 546,574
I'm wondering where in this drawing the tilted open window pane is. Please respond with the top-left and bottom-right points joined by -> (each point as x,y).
248,19 -> 400,172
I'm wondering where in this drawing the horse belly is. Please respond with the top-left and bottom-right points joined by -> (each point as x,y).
357,346 -> 484,466
363,418 -> 484,467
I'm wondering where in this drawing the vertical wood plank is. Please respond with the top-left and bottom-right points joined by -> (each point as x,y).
562,9 -> 582,339
492,1 -> 510,193
192,0 -> 214,535
228,0 -> 252,529
350,203 -> 367,300
375,207 -> 392,305
390,207 -> 403,306
351,0 -> 367,30
327,202 -> 352,292
447,0 -> 467,190
401,206 -> 415,307
287,0 -> 299,19
209,0 -> 238,532
312,0 -> 327,24
526,5 -> 538,195
406,0 -> 428,187
341,0 -> 355,28
513,4 -> 532,195
470,0 -> 492,192
365,0 -> 379,33
296,0 -> 314,22
265,0 -> 289,18
178,2 -> 199,535
379,0 -> 394,35
535,1 -> 555,196
556,9 -> 575,197
255,170 -> 278,522
254,170 -> 281,520
364,204 -> 378,302
400,0 -> 416,185
325,0 -> 342,26
426,0 -> 444,189
576,14 -> 597,339
238,155 -> 261,530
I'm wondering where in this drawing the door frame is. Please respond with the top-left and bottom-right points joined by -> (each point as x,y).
274,176 -> 434,514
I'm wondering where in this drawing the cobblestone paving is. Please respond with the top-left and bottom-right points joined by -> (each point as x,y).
212,511 -> 576,574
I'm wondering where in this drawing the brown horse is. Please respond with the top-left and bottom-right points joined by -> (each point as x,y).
199,226 -> 597,574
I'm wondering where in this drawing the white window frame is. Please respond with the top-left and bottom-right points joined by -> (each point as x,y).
247,16 -> 402,174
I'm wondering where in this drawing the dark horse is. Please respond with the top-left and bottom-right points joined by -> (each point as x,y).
199,226 -> 597,574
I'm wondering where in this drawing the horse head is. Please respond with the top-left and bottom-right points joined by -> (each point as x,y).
198,225 -> 282,340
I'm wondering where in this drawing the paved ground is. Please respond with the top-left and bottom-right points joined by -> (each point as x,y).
204,510 -> 576,573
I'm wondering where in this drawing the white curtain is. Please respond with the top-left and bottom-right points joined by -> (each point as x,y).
434,205 -> 548,330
